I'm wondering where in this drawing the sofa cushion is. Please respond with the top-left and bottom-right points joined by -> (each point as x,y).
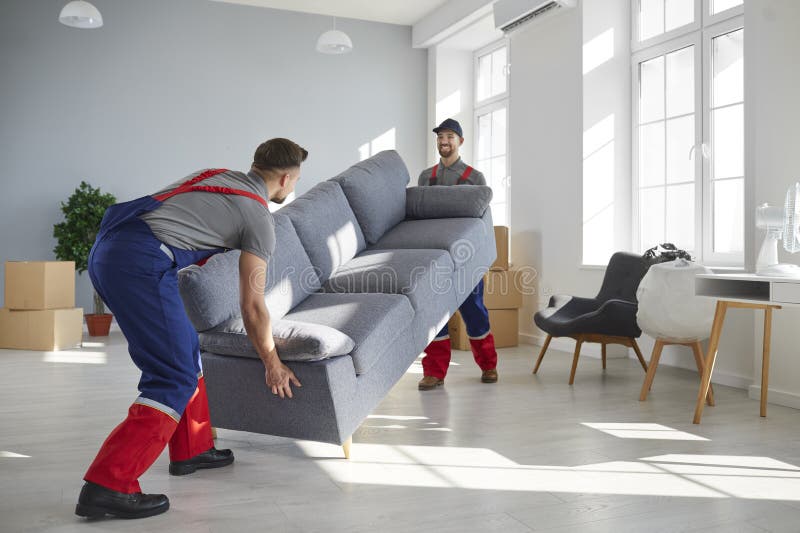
199,317 -> 355,362
405,185 -> 493,219
283,293 -> 414,375
178,213 -> 322,331
331,150 -> 410,244
370,217 -> 493,269
322,249 -> 454,312
281,181 -> 366,283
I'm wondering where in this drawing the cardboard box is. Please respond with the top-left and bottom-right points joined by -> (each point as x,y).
483,269 -> 524,309
448,309 -> 519,350
489,309 -> 519,348
448,313 -> 469,351
0,307 -> 83,351
5,261 -> 75,310
490,226 -> 509,271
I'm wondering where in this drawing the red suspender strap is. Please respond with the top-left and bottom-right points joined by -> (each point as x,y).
429,164 -> 439,185
153,168 -> 228,202
429,164 -> 474,185
152,169 -> 267,207
177,186 -> 268,207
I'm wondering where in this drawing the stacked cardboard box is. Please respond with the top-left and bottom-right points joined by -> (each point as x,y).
450,226 -> 522,350
0,261 -> 83,351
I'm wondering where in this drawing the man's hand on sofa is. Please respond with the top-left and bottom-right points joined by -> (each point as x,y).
265,357 -> 302,399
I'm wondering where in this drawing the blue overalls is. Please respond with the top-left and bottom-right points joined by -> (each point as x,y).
83,169 -> 267,494
421,164 -> 498,379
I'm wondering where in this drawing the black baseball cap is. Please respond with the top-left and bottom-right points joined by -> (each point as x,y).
433,118 -> 463,138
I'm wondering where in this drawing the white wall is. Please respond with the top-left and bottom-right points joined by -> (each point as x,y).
746,0 -> 800,408
581,0 -> 631,266
0,0 -> 427,312
427,46 -> 475,167
506,8 -> 614,353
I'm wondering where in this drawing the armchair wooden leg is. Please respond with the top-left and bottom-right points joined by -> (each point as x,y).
533,335 -> 552,374
601,343 -> 607,370
569,337 -> 583,385
639,339 -> 664,401
691,341 -> 715,406
631,339 -> 648,372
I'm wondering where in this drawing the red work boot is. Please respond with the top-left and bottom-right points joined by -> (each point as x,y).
420,337 -> 451,389
470,333 -> 498,382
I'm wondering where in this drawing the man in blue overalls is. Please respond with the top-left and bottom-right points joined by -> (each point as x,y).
417,119 -> 499,390
75,138 -> 306,519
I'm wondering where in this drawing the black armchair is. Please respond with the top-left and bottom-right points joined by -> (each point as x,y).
533,252 -> 650,384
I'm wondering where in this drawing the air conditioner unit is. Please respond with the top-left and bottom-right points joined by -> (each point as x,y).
493,0 -> 577,33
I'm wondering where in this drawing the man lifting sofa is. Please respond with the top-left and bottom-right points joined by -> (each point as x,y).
177,150 -> 495,453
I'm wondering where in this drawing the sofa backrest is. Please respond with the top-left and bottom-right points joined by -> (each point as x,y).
178,213 -> 322,331
330,150 -> 410,244
280,180 -> 366,283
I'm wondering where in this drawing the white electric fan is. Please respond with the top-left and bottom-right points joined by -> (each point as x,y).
755,182 -> 800,277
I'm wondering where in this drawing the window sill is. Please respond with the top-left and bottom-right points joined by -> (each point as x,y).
580,263 -> 747,273
579,264 -> 608,271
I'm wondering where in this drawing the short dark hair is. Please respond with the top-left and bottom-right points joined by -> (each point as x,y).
252,138 -> 308,172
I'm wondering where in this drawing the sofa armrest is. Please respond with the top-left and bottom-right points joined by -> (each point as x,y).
405,185 -> 493,219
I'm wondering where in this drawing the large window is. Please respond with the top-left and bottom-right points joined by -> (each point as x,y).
633,0 -> 743,265
475,42 -> 509,226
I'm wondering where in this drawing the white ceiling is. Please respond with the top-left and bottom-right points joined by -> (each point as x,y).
209,0 -> 450,26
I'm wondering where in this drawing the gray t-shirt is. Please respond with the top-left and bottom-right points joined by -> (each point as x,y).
140,169 -> 275,261
417,157 -> 486,186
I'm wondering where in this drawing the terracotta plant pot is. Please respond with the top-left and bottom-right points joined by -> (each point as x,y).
85,314 -> 113,337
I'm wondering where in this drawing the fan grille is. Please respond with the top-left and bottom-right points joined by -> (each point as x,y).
783,183 -> 800,253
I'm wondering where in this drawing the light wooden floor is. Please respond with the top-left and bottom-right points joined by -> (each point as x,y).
3,332 -> 800,532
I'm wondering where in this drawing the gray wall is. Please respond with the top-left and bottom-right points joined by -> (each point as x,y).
0,0 -> 427,312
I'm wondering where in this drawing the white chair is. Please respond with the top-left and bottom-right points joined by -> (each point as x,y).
636,259 -> 716,405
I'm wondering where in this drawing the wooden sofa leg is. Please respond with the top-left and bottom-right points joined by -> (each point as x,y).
533,335 -> 552,374
568,338 -> 583,385
601,343 -> 607,370
342,436 -> 352,460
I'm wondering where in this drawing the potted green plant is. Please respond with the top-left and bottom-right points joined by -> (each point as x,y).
53,181 -> 116,336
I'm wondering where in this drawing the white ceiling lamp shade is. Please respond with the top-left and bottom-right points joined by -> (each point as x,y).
59,1 -> 103,29
316,17 -> 352,55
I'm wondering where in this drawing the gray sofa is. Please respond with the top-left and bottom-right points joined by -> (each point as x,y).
178,150 -> 496,450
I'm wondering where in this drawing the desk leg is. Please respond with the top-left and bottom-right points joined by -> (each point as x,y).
761,307 -> 773,418
694,301 -> 727,424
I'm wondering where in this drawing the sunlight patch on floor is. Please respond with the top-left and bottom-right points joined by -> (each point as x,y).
582,422 -> 709,441
1,451 -> 30,458
43,350 -> 107,365
299,442 -> 800,500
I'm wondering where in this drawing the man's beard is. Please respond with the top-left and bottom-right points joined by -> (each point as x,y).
271,194 -> 287,204
438,145 -> 453,158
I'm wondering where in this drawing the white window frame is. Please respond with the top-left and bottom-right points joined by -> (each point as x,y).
631,1 -> 744,266
702,15 -> 745,265
631,0 -> 702,53
474,40 -> 509,107
474,39 -> 510,227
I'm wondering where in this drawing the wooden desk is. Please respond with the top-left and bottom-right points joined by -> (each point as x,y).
692,273 -> 800,423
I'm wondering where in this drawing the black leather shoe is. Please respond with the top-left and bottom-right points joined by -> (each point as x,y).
169,447 -> 234,476
75,481 -> 169,519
